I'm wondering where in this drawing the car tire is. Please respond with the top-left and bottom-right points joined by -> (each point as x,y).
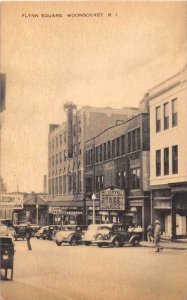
113,238 -> 120,248
98,243 -> 103,248
70,238 -> 77,246
85,242 -> 91,246
56,241 -> 62,246
36,237 -> 40,239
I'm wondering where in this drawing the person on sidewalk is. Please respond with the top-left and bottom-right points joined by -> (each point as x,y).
26,222 -> 32,250
154,220 -> 163,252
147,224 -> 154,242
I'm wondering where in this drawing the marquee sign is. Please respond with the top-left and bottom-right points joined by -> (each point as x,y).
0,194 -> 23,209
100,188 -> 125,210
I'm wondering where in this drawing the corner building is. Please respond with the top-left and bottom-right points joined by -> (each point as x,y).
149,65 -> 187,239
84,112 -> 150,234
47,103 -> 139,225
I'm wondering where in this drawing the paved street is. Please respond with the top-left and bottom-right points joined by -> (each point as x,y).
1,238 -> 187,300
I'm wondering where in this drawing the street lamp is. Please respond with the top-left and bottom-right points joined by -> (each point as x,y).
92,193 -> 96,224
36,204 -> 39,225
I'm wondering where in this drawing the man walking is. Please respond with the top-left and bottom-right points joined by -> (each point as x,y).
154,220 -> 162,252
26,222 -> 32,250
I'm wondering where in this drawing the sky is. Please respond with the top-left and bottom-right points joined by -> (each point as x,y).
0,1 -> 187,193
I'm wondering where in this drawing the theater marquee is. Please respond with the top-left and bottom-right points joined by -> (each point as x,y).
100,188 -> 125,210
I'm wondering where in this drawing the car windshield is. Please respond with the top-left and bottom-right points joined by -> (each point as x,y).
61,226 -> 75,231
97,226 -> 112,230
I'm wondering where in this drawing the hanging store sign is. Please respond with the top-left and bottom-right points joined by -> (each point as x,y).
154,200 -> 171,209
0,194 -> 23,209
49,207 -> 63,215
100,188 -> 125,210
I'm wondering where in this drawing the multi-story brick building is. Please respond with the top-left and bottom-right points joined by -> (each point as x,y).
84,112 -> 150,233
47,103 -> 139,225
149,65 -> 187,238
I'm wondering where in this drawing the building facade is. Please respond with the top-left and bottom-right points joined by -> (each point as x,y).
47,103 -> 139,225
84,113 -> 150,234
149,65 -> 187,238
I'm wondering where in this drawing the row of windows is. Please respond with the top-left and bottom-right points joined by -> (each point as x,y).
156,145 -> 178,177
85,128 -> 141,166
49,144 -> 81,167
85,168 -> 140,193
48,172 -> 82,195
49,121 -> 82,150
156,98 -> 177,132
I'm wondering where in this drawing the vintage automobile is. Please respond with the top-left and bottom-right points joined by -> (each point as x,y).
30,225 -> 41,237
54,225 -> 87,246
35,226 -> 47,239
95,224 -> 143,248
82,224 -> 103,246
41,225 -> 62,240
13,224 -> 27,240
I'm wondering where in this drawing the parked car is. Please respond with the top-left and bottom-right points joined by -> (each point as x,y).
54,225 -> 87,246
82,224 -> 102,246
30,225 -> 41,237
35,226 -> 47,239
13,224 -> 27,240
95,224 -> 142,248
41,225 -> 62,240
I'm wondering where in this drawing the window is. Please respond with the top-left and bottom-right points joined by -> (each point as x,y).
52,140 -> 54,150
164,102 -> 169,130
116,138 -> 120,157
79,142 -> 81,156
68,175 -> 73,193
130,168 -> 140,190
55,177 -> 58,194
52,178 -> 55,195
48,179 -> 51,195
172,99 -> 177,127
64,150 -> 66,161
164,147 -> 169,175
107,141 -> 111,159
128,132 -> 131,153
156,150 -> 161,176
136,128 -> 141,150
79,121 -> 81,134
156,106 -> 161,132
56,154 -> 58,165
64,131 -> 66,143
116,172 -> 121,187
99,145 -> 103,162
95,146 -> 99,163
63,175 -> 66,194
121,135 -> 125,155
60,134 -> 62,145
116,171 -> 126,188
96,175 -> 103,192
112,140 -> 115,158
132,130 -> 136,152
56,137 -> 58,147
103,143 -> 106,161
59,152 -> 62,163
52,156 -> 54,166
59,176 -> 62,194
78,171 -> 82,193
85,178 -> 92,193
172,145 -> 178,174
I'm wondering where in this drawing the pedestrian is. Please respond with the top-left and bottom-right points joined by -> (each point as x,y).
154,220 -> 162,252
147,224 -> 154,242
26,222 -> 32,250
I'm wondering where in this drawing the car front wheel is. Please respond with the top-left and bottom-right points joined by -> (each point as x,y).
113,238 -> 121,248
70,238 -> 77,246
56,241 -> 62,246
85,241 -> 91,246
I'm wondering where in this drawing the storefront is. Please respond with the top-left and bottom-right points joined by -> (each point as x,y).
152,184 -> 187,239
48,200 -> 84,225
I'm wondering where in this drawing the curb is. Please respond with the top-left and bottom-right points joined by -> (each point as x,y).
139,244 -> 187,251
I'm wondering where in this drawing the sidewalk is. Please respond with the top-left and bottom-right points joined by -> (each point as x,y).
140,239 -> 187,250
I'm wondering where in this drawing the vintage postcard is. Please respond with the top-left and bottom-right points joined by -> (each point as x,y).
0,1 -> 187,300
